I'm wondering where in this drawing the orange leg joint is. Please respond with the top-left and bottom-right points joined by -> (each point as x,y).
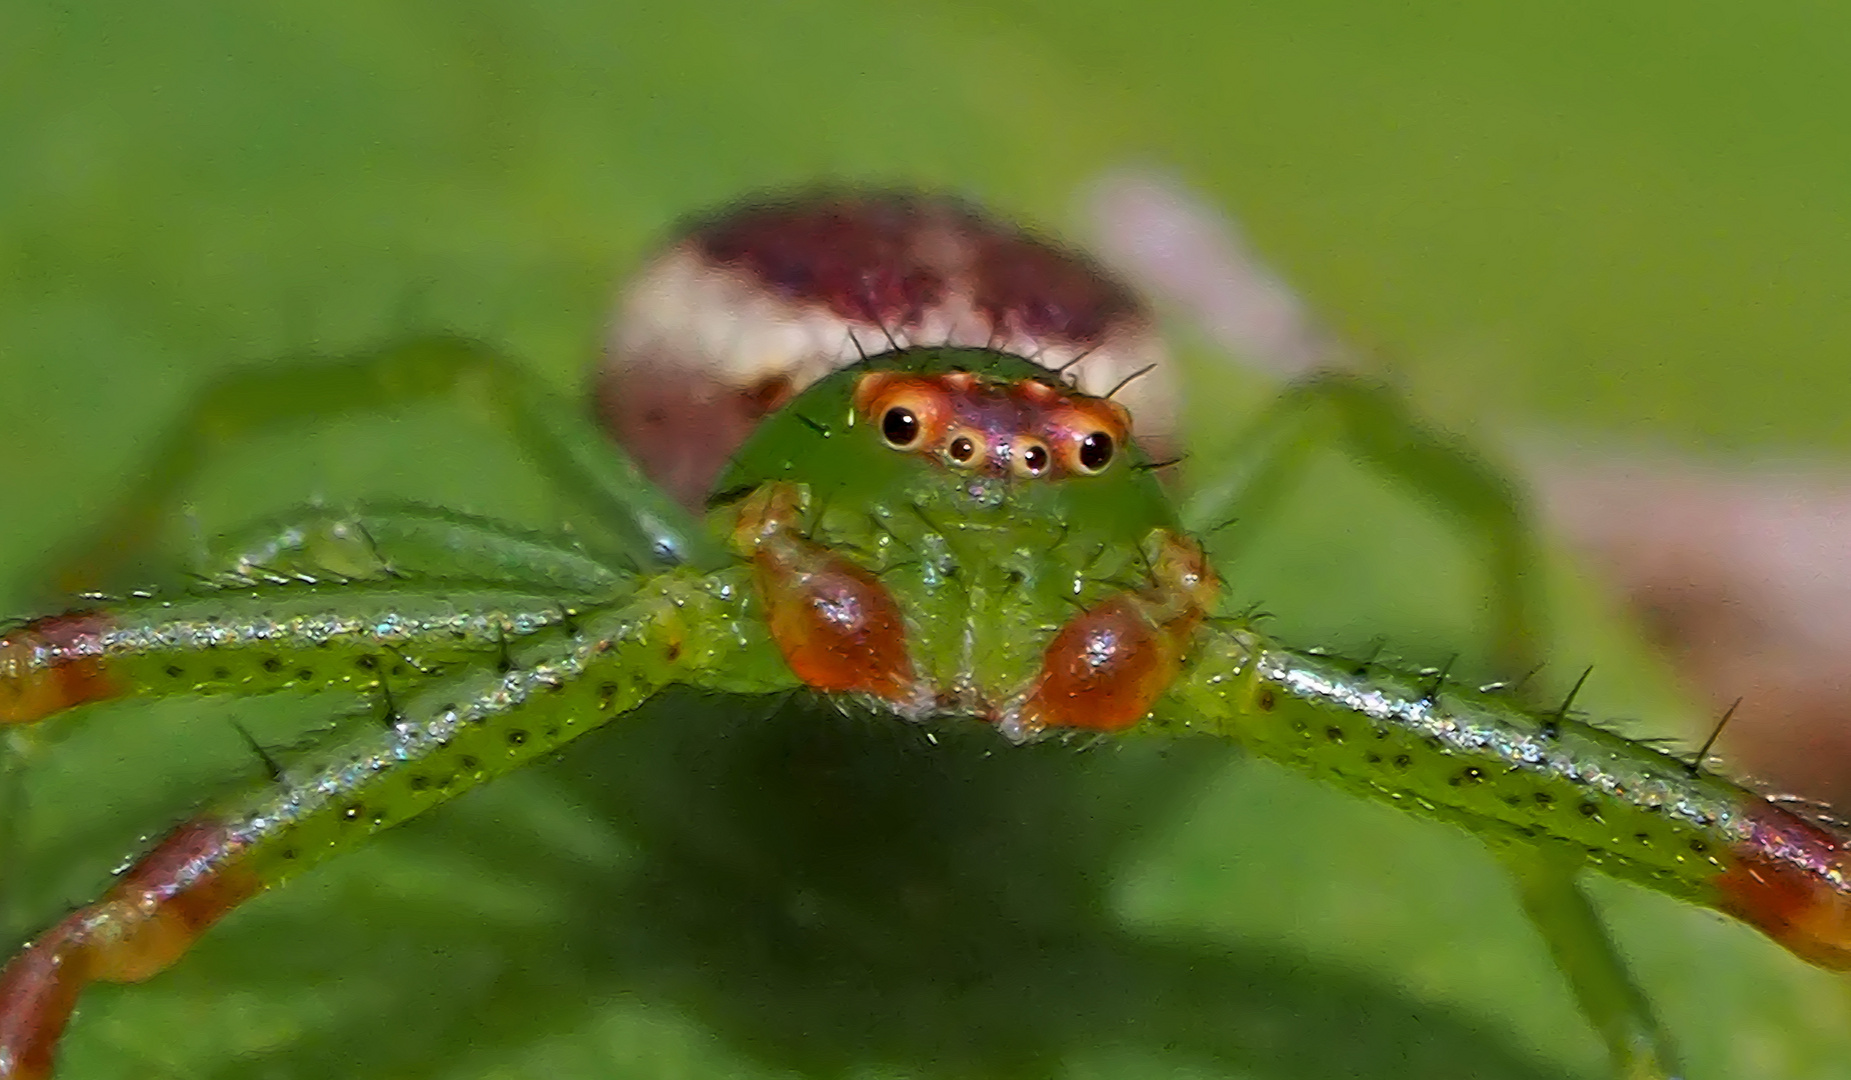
0,613 -> 122,724
1716,799 -> 1851,970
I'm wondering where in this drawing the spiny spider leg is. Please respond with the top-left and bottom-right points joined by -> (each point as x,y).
0,505 -> 633,950
38,335 -> 715,601
0,582 -> 590,725
1159,623 -> 1851,1080
200,501 -> 634,595
0,565 -> 795,1079
1181,373 -> 1542,678
1499,849 -> 1678,1079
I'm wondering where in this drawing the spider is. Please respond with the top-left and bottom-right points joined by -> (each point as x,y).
2,191 -> 1847,1080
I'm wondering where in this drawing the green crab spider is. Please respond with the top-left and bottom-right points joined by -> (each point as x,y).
2,192 -> 1846,1080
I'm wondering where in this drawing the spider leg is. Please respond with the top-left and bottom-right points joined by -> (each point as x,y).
0,565 -> 792,1079
1180,373 -> 1541,677
0,582 -> 587,725
37,335 -> 717,601
1499,849 -> 1680,1080
1161,627 -> 1709,1079
196,500 -> 633,595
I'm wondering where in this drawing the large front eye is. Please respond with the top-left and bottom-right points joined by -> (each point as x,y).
882,406 -> 921,448
1047,400 -> 1130,477
854,374 -> 950,454
1074,431 -> 1115,474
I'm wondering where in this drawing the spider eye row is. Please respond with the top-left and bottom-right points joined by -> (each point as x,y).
859,374 -> 1123,479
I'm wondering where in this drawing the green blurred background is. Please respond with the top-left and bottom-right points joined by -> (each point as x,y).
4,2 -> 1851,1077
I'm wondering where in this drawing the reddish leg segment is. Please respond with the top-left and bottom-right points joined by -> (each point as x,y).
0,821 -> 259,1079
1717,799 -> 1851,969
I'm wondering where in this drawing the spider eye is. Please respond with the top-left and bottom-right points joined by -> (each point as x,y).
946,433 -> 979,466
1076,431 -> 1115,473
881,406 -> 921,448
854,375 -> 951,454
1010,438 -> 1051,478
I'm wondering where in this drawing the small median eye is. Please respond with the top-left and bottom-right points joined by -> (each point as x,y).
946,433 -> 978,465
881,406 -> 920,448
1076,431 -> 1114,473
1011,438 -> 1051,478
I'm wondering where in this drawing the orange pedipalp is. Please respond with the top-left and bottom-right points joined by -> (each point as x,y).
730,485 -> 917,705
1019,532 -> 1217,735
1021,594 -> 1181,732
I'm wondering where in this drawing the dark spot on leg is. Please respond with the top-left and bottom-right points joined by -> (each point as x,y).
296,668 -> 315,682
262,657 -> 283,673
507,730 -> 528,746
1324,726 -> 1345,743
1256,688 -> 1276,711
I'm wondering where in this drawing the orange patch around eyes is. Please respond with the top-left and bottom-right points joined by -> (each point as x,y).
853,373 -> 953,448
855,370 -> 1136,481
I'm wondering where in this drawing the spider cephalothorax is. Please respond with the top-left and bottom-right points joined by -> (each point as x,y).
718,347 -> 1214,740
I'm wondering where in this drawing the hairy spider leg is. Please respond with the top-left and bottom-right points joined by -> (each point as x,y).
1500,850 -> 1678,1080
199,501 -> 634,595
0,567 -> 795,1080
34,335 -> 716,603
1180,373 -> 1542,680
0,505 -> 635,952
0,584 -> 586,726
1158,628 -> 1851,1078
